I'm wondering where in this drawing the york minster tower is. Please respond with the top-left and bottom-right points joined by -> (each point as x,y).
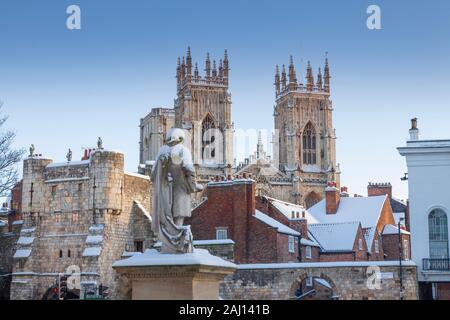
139,48 -> 234,183
274,56 -> 340,208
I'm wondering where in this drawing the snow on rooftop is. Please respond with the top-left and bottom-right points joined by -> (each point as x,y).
0,220 -> 6,227
45,177 -> 90,184
264,197 -> 307,220
82,247 -> 102,257
254,210 -> 300,236
17,237 -> 35,245
193,239 -> 235,246
46,160 -> 90,168
207,178 -> 255,187
14,249 -> 32,259
12,220 -> 23,225
89,224 -> 104,233
308,222 -> 360,252
121,251 -> 142,258
363,227 -> 376,251
301,238 -> 320,247
306,195 -> 388,228
20,227 -> 36,234
85,235 -> 103,245
125,171 -> 150,180
134,200 -> 152,222
382,224 -> 411,235
112,248 -> 236,269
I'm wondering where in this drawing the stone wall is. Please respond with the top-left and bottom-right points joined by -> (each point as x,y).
220,261 -> 419,300
9,150 -> 154,300
0,222 -> 21,299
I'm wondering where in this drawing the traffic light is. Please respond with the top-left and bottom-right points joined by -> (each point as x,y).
52,286 -> 59,300
99,284 -> 109,299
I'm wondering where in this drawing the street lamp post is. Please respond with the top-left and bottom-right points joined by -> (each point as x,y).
398,217 -> 405,300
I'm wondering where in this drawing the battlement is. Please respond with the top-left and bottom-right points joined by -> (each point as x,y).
176,47 -> 229,91
275,55 -> 331,98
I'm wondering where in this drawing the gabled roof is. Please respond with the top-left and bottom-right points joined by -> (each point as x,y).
382,224 -> 411,235
254,210 -> 300,236
236,158 -> 288,179
264,197 -> 307,219
308,221 -> 361,252
363,227 -> 376,252
390,197 -> 407,213
306,195 -> 388,228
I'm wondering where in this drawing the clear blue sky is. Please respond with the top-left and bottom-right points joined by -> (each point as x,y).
1,0 -> 450,199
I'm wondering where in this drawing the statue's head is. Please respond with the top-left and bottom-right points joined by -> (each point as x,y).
166,128 -> 185,146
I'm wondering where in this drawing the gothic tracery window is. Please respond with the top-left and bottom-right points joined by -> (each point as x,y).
202,114 -> 216,160
302,122 -> 317,165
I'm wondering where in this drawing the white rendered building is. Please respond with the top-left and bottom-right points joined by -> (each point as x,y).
398,118 -> 450,300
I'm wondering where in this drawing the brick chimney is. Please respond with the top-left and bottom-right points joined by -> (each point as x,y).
340,186 -> 349,197
325,182 -> 340,215
368,182 -> 392,199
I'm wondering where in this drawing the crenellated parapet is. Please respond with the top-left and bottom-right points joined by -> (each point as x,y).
177,47 -> 229,91
274,55 -> 331,99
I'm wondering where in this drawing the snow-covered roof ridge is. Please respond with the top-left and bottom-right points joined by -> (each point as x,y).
254,209 -> 300,236
307,195 -> 388,227
125,171 -> 151,180
83,247 -> 102,257
207,178 -> 255,187
382,224 -> 411,235
263,196 -> 307,220
47,160 -> 90,168
308,221 -> 361,252
133,200 -> 152,223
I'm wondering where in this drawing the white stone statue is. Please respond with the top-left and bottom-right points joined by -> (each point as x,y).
151,128 -> 202,254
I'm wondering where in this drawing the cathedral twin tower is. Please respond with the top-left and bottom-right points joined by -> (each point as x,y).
140,47 -> 339,207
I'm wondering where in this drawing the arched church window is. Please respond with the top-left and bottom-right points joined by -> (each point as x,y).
302,123 -> 317,165
429,209 -> 449,259
202,114 -> 216,160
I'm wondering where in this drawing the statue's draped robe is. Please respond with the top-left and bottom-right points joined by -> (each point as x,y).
151,144 -> 196,253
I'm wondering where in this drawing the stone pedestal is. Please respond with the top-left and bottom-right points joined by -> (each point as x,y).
113,249 -> 236,300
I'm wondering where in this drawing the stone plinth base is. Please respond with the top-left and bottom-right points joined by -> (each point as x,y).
113,249 -> 236,300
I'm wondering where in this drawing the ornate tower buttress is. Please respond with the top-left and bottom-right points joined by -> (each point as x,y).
274,55 -> 340,208
174,47 -> 233,182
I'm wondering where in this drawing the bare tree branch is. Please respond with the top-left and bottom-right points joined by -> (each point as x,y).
0,101 -> 25,197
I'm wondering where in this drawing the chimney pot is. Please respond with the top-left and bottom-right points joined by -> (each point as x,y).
325,181 -> 340,214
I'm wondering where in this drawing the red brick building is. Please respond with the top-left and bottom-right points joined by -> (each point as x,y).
189,178 -> 411,264
188,179 -> 320,263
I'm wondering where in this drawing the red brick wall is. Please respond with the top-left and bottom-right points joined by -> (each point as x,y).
319,252 -> 355,262
352,224 -> 369,261
368,231 -> 385,261
325,189 -> 340,214
437,283 -> 450,300
382,233 -> 411,261
190,181 -> 304,264
368,184 -> 392,198
246,218 -> 279,263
